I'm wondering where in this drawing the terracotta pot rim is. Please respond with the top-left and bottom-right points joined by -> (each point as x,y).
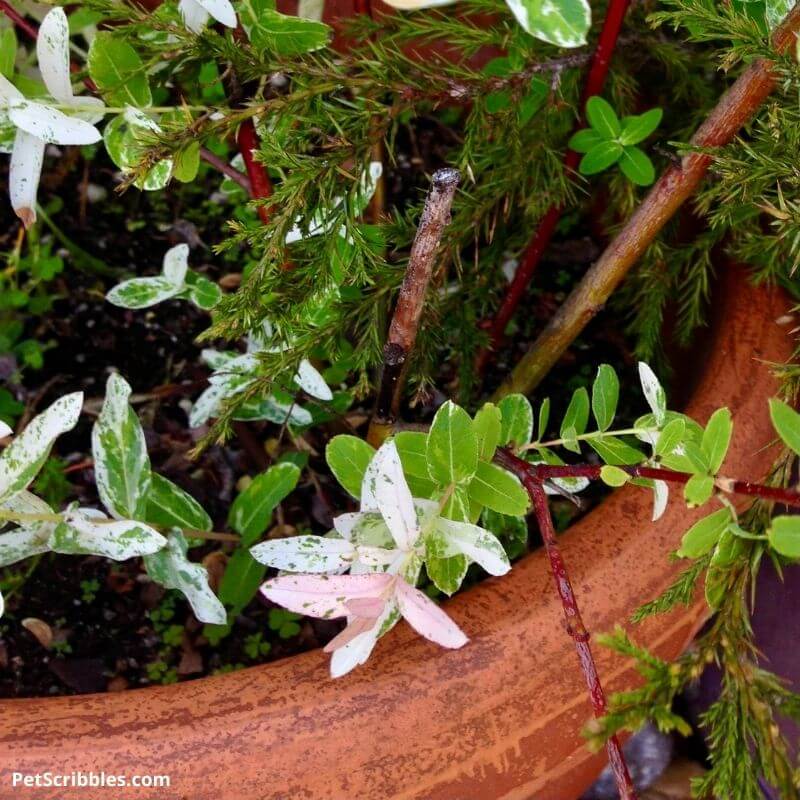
0,266 -> 792,800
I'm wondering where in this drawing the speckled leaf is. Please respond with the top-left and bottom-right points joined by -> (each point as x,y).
106,277 -> 180,309
240,0 -> 331,54
52,508 -> 165,560
88,31 -> 152,108
0,392 -> 82,505
505,0 -> 590,47
250,534 -> 355,572
394,431 -> 439,497
639,362 -> 667,426
144,531 -> 225,624
91,373 -> 151,519
434,518 -> 510,576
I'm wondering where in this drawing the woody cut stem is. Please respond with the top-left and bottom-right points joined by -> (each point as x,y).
367,168 -> 461,447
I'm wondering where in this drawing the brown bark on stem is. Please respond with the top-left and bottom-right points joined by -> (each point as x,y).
495,448 -> 637,800
367,168 -> 461,447
494,1 -> 800,399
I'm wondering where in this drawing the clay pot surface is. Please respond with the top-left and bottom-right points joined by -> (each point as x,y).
0,266 -> 792,799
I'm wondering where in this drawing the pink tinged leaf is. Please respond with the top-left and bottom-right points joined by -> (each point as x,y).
9,102 -> 101,145
9,130 -> 45,228
371,441 -> 419,551
344,596 -> 386,618
327,603 -> 399,677
37,8 -> 74,105
194,0 -> 238,27
395,578 -> 468,649
162,244 -> 190,286
324,615 -> 378,653
260,572 -> 392,620
249,535 -> 355,573
652,479 -> 668,522
178,0 -> 210,32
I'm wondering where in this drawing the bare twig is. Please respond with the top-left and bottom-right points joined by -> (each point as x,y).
367,168 -> 461,446
494,448 -> 637,800
474,0 -> 632,375
494,2 -> 800,398
237,119 -> 274,226
200,147 -> 251,193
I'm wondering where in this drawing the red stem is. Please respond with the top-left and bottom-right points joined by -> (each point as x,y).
237,119 -> 274,225
495,448 -> 800,508
495,449 -> 637,800
475,0 -> 632,374
0,0 -> 38,41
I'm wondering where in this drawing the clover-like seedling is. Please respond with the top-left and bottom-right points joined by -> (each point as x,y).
569,97 -> 663,186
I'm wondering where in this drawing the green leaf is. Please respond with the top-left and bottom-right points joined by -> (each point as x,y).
600,465 -> 629,487
0,28 -> 16,79
326,435 -> 375,499
506,0 -> 591,48
579,141 -> 623,175
88,32 -> 152,108
144,531 -> 226,624
585,96 -> 621,138
173,141 -> 200,183
568,128 -> 602,154
684,474 -> 714,506
467,461 -> 529,516
145,473 -> 212,532
619,108 -> 663,146
618,146 -> 655,186
701,408 -> 732,474
91,374 -> 151,519
473,403 -> 502,461
394,431 -> 439,497
537,398 -> 550,442
228,462 -> 301,543
769,398 -> 800,456
588,436 -> 645,465
768,515 -> 800,558
654,418 -> 686,458
677,508 -> 731,558
498,394 -> 534,448
427,401 -> 478,485
591,364 -> 619,431
239,0 -> 331,55
560,387 -> 590,439
0,393 -> 82,505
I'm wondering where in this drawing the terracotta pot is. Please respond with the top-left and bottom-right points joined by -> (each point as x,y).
0,265 -> 792,799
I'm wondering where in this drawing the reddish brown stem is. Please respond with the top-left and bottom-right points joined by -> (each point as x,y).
237,119 -> 274,225
0,0 -> 38,41
200,147 -> 251,193
518,459 -> 800,508
367,168 -> 461,446
495,449 -> 637,800
475,0 -> 632,374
